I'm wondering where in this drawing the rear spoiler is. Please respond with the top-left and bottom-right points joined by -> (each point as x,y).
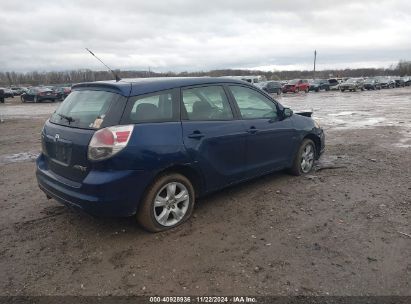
72,82 -> 130,96
295,111 -> 313,117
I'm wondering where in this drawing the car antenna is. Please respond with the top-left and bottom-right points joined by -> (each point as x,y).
85,48 -> 121,82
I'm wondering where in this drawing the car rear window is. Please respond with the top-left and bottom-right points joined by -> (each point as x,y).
49,90 -> 120,129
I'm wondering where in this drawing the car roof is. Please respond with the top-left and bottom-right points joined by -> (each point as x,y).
72,77 -> 250,97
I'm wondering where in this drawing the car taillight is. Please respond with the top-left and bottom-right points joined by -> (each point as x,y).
88,125 -> 134,161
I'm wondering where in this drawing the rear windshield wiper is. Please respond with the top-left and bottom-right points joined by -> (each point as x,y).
57,113 -> 75,124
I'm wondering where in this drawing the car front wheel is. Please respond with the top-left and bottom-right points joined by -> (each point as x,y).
289,139 -> 316,176
137,173 -> 195,232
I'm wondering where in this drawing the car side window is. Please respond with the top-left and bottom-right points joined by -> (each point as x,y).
128,91 -> 174,123
229,86 -> 278,120
182,86 -> 233,121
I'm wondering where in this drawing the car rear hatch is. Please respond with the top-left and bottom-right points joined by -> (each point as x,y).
42,87 -> 127,182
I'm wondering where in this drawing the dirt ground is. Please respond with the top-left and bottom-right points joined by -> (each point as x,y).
0,87 -> 410,296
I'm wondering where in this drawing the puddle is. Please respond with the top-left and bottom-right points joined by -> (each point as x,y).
395,131 -> 411,148
328,111 -> 357,117
0,151 -> 40,165
0,103 -> 59,119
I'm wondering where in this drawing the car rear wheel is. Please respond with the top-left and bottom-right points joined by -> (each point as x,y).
289,139 -> 316,176
137,173 -> 195,232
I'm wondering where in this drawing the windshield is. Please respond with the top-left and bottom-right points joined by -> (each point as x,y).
49,90 -> 120,129
288,79 -> 299,85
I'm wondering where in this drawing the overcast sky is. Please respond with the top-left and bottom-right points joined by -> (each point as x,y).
1,0 -> 410,72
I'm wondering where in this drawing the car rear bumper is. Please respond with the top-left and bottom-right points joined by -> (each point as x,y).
36,154 -> 154,217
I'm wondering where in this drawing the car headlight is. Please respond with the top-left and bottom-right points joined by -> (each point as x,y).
314,120 -> 321,128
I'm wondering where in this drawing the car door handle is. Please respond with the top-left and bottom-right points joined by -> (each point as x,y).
188,131 -> 205,139
247,127 -> 259,134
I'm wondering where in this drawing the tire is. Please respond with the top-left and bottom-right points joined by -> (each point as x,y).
34,96 -> 38,103
315,88 -> 319,92
137,173 -> 195,232
295,88 -> 299,93
277,90 -> 281,95
289,139 -> 316,176
341,89 -> 345,92
305,87 -> 309,93
21,96 -> 25,103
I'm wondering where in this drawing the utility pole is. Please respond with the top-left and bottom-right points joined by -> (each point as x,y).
313,50 -> 317,79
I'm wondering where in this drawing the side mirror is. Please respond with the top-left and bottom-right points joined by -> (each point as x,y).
283,108 -> 293,118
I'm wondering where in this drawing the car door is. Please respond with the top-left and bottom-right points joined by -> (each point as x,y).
228,85 -> 297,176
25,89 -> 35,101
180,85 -> 247,192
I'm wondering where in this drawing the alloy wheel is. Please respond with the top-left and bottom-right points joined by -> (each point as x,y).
300,144 -> 315,173
153,182 -> 190,227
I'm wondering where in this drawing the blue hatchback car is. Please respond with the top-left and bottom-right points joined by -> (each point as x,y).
36,77 -> 324,232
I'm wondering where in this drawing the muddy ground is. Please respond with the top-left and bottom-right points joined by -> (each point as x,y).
0,87 -> 410,296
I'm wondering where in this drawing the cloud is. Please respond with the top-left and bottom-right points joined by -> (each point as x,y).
0,0 -> 410,72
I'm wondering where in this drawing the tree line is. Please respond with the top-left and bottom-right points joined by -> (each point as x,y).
0,60 -> 410,87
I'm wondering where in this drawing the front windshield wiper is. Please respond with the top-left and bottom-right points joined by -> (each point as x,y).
57,113 -> 75,124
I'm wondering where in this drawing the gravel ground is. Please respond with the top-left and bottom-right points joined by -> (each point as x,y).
0,87 -> 410,296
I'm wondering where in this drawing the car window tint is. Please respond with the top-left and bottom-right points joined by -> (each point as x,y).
182,86 -> 233,121
229,86 -> 278,120
129,91 -> 173,123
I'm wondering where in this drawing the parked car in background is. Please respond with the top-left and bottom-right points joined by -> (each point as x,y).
308,79 -> 330,92
282,79 -> 310,93
36,77 -> 324,232
363,78 -> 381,90
255,81 -> 282,95
328,78 -> 341,90
393,77 -> 405,87
55,87 -> 71,101
10,87 -> 27,95
1,88 -> 15,98
221,75 -> 266,85
401,76 -> 411,86
376,77 -> 395,89
340,78 -> 365,92
21,87 -> 58,103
